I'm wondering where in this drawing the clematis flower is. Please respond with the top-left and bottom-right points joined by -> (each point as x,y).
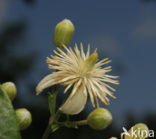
36,43 -> 119,115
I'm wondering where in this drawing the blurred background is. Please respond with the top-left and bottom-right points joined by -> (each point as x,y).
0,0 -> 156,138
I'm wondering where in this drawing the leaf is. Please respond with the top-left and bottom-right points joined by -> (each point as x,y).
51,124 -> 60,132
0,86 -> 21,139
48,92 -> 54,115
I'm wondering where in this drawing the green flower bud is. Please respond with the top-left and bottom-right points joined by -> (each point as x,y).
125,123 -> 149,139
16,108 -> 32,130
54,19 -> 74,48
87,108 -> 112,130
1,82 -> 17,101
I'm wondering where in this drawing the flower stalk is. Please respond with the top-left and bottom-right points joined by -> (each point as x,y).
42,111 -> 61,139
57,120 -> 87,128
41,88 -> 60,139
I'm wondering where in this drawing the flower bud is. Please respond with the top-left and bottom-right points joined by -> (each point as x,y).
87,108 -> 112,130
54,19 -> 74,48
16,108 -> 32,130
125,123 -> 149,139
1,82 -> 17,101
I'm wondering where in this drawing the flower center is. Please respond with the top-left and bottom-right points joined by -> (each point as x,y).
85,50 -> 98,70
78,50 -> 98,78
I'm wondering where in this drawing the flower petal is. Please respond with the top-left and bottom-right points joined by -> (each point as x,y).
59,85 -> 87,115
36,74 -> 56,95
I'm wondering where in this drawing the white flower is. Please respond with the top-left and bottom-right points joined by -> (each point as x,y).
36,43 -> 119,115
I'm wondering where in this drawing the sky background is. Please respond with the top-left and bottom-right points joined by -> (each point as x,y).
1,0 -> 156,126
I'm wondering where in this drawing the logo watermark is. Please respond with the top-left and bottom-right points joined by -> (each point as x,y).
121,127 -> 154,138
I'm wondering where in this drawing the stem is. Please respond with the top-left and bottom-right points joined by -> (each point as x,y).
59,119 -> 87,128
42,111 -> 61,139
51,90 -> 57,116
74,120 -> 87,126
42,88 -> 59,139
41,122 -> 52,139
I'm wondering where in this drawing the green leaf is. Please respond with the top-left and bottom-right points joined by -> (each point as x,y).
48,92 -> 54,115
0,86 -> 21,139
51,124 -> 60,132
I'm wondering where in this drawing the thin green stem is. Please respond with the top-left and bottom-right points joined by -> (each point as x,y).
42,88 -> 59,139
42,111 -> 61,139
51,90 -> 57,116
74,120 -> 87,126
41,122 -> 52,139
58,119 -> 87,128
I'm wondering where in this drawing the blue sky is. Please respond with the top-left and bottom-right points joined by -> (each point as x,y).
1,0 -> 156,125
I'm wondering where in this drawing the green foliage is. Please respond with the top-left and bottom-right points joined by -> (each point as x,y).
0,86 -> 21,139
